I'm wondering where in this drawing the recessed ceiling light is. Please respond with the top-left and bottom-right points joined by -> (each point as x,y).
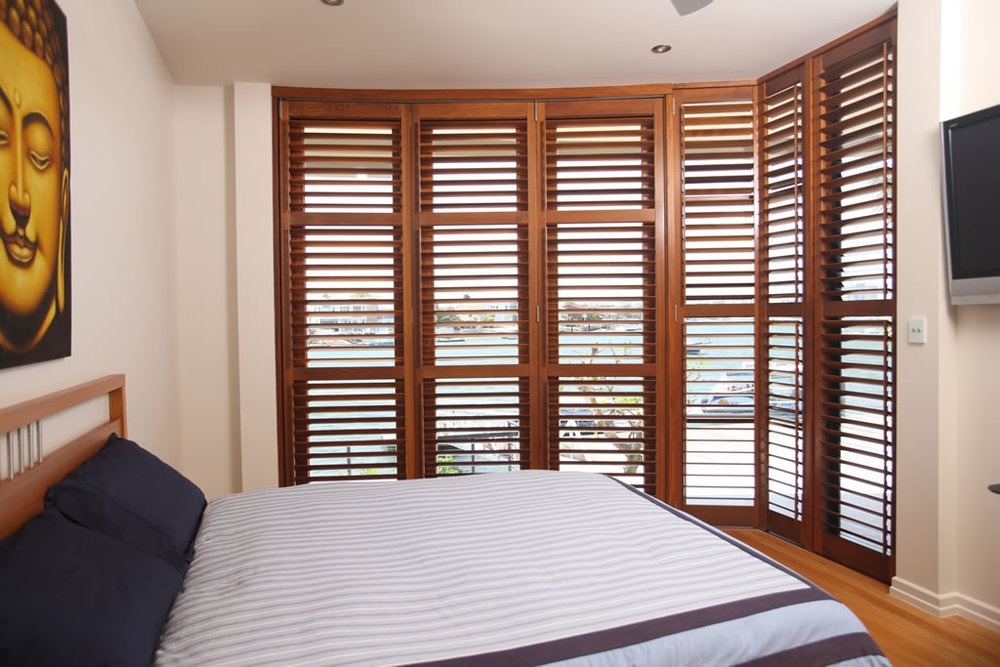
651,44 -> 672,54
321,0 -> 344,5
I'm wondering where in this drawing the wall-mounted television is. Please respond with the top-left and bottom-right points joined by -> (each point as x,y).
941,103 -> 1000,305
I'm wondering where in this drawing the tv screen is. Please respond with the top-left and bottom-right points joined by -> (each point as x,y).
941,103 -> 1000,305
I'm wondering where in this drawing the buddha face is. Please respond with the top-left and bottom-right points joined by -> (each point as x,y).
0,18 -> 67,352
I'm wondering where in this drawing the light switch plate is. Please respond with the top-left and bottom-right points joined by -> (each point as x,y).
907,316 -> 927,345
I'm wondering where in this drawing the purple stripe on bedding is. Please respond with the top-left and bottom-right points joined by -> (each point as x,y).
413,588 -> 829,667
736,632 -> 886,666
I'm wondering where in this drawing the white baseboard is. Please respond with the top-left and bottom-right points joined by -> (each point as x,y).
890,577 -> 1000,633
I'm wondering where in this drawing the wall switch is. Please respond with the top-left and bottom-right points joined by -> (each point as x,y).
907,316 -> 927,345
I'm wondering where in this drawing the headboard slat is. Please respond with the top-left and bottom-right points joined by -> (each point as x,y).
0,375 -> 126,539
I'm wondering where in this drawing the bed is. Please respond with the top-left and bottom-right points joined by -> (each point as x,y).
0,376 -> 889,666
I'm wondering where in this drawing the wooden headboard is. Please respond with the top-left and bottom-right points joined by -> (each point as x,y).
0,375 -> 126,539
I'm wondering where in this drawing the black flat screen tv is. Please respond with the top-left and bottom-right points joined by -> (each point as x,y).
941,103 -> 1000,305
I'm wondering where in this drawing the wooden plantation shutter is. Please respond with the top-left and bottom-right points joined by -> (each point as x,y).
278,104 -> 407,483
814,25 -> 896,582
416,104 -> 533,476
541,99 -> 663,496
676,90 -> 757,524
270,10 -> 898,583
759,70 -> 807,543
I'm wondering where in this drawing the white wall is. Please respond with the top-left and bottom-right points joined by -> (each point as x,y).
0,0 -> 180,465
894,0 -> 958,606
170,82 -> 276,497
230,82 -> 278,492
172,85 -> 240,498
893,0 -> 1000,630
950,0 -> 1000,627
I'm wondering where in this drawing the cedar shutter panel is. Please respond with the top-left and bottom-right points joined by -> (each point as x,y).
760,80 -> 806,306
681,101 -> 757,305
677,93 -> 757,524
765,317 -> 805,533
815,34 -> 896,583
682,317 -> 755,519
416,107 -> 533,476
542,100 -> 662,495
280,110 -> 407,483
759,74 -> 807,542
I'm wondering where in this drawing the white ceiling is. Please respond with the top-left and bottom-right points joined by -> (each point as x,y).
133,0 -> 897,90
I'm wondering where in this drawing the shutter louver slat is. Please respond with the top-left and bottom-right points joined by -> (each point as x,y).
766,318 -> 804,523
420,221 -> 529,366
288,120 -> 401,214
291,379 -> 405,482
821,48 -> 895,300
423,378 -> 529,476
545,117 -> 656,211
290,223 -> 403,367
681,100 -> 756,305
818,47 -> 893,304
818,318 -> 894,555
683,318 -> 756,508
546,220 -> 656,365
820,136 -> 887,165
420,121 -> 528,213
761,82 -> 805,306
548,377 -> 657,495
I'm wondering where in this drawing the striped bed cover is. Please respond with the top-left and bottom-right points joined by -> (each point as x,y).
155,470 -> 888,666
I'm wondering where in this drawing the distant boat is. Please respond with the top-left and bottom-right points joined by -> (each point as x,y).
686,338 -> 710,355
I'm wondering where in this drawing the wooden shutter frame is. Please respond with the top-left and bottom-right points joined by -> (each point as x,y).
810,22 -> 896,583
413,103 -> 536,478
757,66 -> 810,544
752,15 -> 896,582
277,101 -> 411,484
673,86 -> 758,525
538,98 -> 665,496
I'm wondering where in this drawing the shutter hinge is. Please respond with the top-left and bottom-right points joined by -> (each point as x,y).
672,98 -> 677,116
536,304 -> 541,322
279,101 -> 285,120
674,304 -> 679,323
534,100 -> 539,122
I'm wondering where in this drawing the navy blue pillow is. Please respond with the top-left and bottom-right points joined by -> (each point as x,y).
46,434 -> 206,569
0,509 -> 183,666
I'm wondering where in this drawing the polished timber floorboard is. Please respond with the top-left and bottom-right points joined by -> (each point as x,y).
726,529 -> 1000,666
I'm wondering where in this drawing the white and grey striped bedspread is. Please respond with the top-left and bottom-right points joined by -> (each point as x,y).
155,470 -> 887,666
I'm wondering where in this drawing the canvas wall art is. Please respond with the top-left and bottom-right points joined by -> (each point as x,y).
0,0 -> 71,370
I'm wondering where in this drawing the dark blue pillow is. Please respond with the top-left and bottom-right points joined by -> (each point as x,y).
45,434 -> 206,569
0,509 -> 183,666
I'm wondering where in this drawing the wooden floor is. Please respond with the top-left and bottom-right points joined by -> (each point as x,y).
726,529 -> 1000,667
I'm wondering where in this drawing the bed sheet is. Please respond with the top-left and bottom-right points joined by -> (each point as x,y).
156,470 -> 887,666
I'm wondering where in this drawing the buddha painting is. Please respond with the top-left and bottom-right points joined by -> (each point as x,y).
0,0 -> 70,369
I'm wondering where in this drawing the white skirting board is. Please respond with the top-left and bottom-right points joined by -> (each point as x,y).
890,577 -> 1000,633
